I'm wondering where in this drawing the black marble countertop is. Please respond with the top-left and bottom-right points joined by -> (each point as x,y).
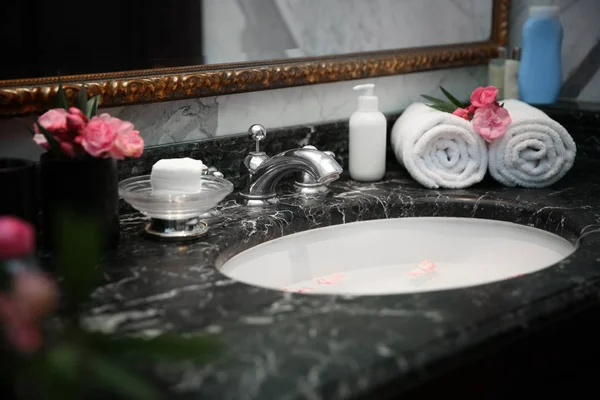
88,160 -> 600,400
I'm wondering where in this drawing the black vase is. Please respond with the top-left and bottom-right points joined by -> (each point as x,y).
40,154 -> 119,255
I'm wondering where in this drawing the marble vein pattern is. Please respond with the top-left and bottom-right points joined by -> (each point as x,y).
88,155 -> 600,399
105,98 -> 219,146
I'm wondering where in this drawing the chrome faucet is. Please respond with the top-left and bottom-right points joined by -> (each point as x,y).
238,124 -> 343,206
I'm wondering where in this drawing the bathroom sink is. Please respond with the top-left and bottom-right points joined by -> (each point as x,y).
220,218 -> 576,295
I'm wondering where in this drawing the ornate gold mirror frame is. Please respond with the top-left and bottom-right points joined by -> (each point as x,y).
0,0 -> 508,117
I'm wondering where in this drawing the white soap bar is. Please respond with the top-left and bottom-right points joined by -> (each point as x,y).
150,158 -> 206,194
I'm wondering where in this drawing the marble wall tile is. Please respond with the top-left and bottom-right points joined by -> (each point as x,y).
105,97 -> 219,146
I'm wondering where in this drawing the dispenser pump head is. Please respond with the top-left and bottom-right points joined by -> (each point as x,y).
353,83 -> 379,112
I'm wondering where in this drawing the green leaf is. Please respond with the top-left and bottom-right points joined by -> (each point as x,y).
56,75 -> 69,110
421,94 -> 451,105
76,83 -> 88,115
34,121 -> 63,156
439,86 -> 466,108
87,95 -> 101,118
46,344 -> 80,381
28,344 -> 84,400
85,352 -> 161,400
87,332 -> 220,363
55,211 -> 104,314
426,103 -> 457,114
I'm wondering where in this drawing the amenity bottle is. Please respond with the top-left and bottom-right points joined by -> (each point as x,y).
518,6 -> 563,104
349,83 -> 387,182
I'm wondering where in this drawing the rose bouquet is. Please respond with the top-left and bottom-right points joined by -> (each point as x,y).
30,81 -> 144,159
27,80 -> 144,253
422,86 -> 512,142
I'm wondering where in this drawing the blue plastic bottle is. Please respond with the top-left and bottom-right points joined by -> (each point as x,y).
518,6 -> 563,104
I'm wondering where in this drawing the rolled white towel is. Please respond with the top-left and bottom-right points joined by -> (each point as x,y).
391,102 -> 488,189
488,99 -> 576,188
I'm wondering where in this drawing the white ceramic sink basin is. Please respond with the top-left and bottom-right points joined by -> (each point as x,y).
220,218 -> 576,295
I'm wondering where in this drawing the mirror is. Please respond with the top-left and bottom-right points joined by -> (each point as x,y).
205,0 -> 493,64
0,0 -> 508,116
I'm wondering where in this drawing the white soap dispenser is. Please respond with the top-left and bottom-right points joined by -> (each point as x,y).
349,83 -> 387,181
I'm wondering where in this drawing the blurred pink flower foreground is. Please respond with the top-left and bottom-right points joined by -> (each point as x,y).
0,217 -> 58,354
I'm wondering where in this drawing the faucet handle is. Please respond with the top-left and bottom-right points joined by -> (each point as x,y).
302,145 -> 336,161
244,124 -> 270,175
248,124 -> 267,153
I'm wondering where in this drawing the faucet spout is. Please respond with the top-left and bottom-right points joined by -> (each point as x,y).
238,148 -> 342,206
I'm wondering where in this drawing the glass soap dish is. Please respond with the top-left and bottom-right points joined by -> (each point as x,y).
119,174 -> 234,240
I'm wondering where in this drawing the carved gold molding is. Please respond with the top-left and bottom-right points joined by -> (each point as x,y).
0,0 -> 509,117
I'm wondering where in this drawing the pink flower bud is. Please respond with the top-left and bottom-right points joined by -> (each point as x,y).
0,217 -> 35,259
34,108 -> 68,136
452,107 -> 471,120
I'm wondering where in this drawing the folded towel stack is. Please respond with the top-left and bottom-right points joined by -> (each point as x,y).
391,103 -> 488,189
488,99 -> 576,188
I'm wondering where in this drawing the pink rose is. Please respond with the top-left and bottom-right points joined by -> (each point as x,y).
59,141 -> 76,157
110,131 -> 144,159
470,86 -> 499,108
466,104 -> 476,114
80,114 -> 119,157
33,134 -> 49,150
0,217 -> 35,260
33,108 -> 88,157
66,107 -> 87,136
34,108 -> 68,136
34,131 -> 78,157
452,107 -> 471,120
472,104 -> 512,142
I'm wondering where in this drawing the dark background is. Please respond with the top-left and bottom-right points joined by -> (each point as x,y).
0,0 -> 204,80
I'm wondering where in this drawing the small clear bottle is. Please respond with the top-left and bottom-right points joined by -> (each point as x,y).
504,47 -> 521,100
488,47 -> 507,99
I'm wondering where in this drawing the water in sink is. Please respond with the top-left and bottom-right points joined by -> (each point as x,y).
219,218 -> 576,295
